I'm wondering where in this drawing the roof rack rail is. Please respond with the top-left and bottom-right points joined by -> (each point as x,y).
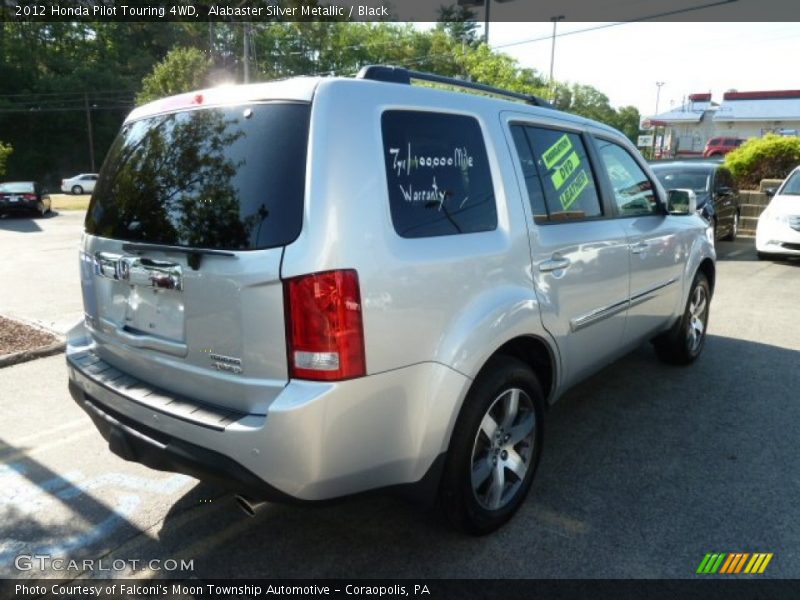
356,65 -> 553,109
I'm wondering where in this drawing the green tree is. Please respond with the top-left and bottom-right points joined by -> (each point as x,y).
609,105 -> 641,143
0,142 -> 11,177
137,47 -> 212,105
552,83 -> 640,142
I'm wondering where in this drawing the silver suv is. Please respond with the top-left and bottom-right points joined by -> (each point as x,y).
67,66 -> 715,534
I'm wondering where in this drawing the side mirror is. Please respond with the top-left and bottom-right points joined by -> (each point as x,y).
667,189 -> 697,215
765,187 -> 777,198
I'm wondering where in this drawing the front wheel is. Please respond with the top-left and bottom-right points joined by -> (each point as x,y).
653,272 -> 711,365
439,356 -> 545,535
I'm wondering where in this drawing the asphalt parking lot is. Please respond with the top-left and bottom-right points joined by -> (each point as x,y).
1,211 -> 799,580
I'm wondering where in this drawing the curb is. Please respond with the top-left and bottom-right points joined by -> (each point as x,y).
0,340 -> 66,368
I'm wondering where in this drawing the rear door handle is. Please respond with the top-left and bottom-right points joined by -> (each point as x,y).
630,241 -> 649,255
539,257 -> 571,272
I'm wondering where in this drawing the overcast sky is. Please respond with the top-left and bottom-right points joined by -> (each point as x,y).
472,22 -> 799,116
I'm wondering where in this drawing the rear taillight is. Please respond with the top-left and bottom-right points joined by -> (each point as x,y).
23,194 -> 37,201
284,269 -> 366,381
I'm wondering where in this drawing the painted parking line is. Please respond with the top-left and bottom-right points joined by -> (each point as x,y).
0,460 -> 193,576
3,418 -> 87,447
0,429 -> 95,463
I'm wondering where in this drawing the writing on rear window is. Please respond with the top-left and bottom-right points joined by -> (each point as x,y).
382,111 -> 497,238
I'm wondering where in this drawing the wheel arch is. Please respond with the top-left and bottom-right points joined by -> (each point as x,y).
697,256 -> 716,294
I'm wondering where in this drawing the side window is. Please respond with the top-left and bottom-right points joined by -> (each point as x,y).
716,168 -> 734,191
519,126 -> 602,221
595,139 -> 658,217
381,111 -> 497,238
509,125 -> 548,222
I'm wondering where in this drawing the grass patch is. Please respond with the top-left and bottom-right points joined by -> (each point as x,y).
51,193 -> 91,211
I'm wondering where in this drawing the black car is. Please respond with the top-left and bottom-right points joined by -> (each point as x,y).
649,161 -> 740,241
0,181 -> 52,217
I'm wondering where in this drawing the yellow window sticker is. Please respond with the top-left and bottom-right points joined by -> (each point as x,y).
559,170 -> 590,210
551,151 -> 581,191
541,134 -> 573,170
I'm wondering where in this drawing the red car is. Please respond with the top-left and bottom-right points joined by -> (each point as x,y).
703,137 -> 745,157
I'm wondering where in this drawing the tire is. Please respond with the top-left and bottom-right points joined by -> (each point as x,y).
71,185 -> 83,195
653,272 -> 711,365
439,355 -> 545,535
723,213 -> 738,241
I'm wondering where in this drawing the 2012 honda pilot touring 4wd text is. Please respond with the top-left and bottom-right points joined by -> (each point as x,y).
67,66 -> 715,534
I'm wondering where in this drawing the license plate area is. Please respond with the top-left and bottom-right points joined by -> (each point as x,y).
94,252 -> 186,343
123,284 -> 185,342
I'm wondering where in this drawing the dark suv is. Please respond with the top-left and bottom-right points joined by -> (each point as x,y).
650,161 -> 740,241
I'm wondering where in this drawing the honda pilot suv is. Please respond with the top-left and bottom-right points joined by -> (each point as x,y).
67,66 -> 715,534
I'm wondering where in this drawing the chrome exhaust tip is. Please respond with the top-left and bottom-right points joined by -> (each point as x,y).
234,494 -> 267,517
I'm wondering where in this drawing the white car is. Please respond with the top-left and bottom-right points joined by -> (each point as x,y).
61,173 -> 98,195
756,167 -> 800,260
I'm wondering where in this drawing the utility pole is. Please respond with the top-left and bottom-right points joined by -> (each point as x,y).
84,93 -> 95,172
243,23 -> 250,84
652,81 -> 665,160
483,0 -> 490,44
549,15 -> 565,100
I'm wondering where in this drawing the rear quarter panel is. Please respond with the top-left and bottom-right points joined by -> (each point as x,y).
281,79 -> 552,383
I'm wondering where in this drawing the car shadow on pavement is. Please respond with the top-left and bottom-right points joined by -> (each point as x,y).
136,334 -> 800,578
716,239 -> 800,265
0,442 -> 144,578
0,215 -> 44,233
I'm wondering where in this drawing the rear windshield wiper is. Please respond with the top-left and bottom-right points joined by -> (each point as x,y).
121,242 -> 236,270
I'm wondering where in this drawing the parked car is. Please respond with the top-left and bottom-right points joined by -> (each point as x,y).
0,181 -> 51,217
66,66 -> 715,534
703,136 -> 745,158
650,160 -> 740,241
61,173 -> 98,195
756,166 -> 800,260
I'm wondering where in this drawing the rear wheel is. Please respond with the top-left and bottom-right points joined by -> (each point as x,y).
71,185 -> 83,195
439,356 -> 544,535
653,272 -> 711,365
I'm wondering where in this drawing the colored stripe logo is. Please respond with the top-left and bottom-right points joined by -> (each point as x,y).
696,552 -> 773,574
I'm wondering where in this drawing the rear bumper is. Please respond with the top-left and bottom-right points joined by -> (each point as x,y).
0,201 -> 38,213
69,379 -> 298,502
66,327 -> 469,503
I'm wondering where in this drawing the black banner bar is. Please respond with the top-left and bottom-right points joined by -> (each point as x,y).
3,579 -> 800,600
1,0 -> 799,22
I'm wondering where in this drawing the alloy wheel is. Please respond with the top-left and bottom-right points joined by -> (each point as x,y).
470,387 -> 536,510
686,285 -> 708,354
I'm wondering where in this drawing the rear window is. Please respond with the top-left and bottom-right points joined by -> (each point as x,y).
653,168 -> 710,193
85,103 -> 310,251
381,110 -> 497,238
0,182 -> 34,193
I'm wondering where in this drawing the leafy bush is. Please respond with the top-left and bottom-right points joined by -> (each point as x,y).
725,134 -> 800,189
0,142 -> 12,177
